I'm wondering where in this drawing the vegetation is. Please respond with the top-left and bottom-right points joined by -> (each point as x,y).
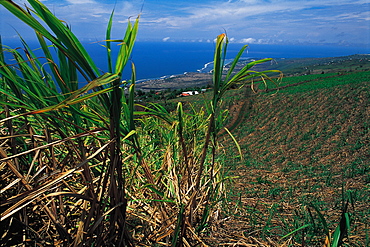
195,69 -> 369,246
252,55 -> 370,77
0,1 -> 281,246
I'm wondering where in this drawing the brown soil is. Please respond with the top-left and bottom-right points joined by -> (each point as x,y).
204,80 -> 370,246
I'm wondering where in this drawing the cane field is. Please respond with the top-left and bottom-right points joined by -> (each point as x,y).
1,1 -> 369,246
183,69 -> 370,246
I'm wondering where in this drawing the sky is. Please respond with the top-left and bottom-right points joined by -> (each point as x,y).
1,0 -> 370,46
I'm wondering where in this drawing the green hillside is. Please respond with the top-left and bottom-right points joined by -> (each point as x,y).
250,54 -> 370,76
1,1 -> 368,245
206,70 -> 370,245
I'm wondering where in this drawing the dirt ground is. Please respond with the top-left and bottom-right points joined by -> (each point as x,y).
202,79 -> 369,246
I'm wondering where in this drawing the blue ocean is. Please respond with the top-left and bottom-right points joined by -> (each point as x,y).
3,40 -> 369,81
87,42 -> 369,80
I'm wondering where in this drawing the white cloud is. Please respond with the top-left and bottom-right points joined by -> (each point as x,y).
240,38 -> 257,44
162,37 -> 170,42
137,0 -> 369,44
2,0 -> 369,45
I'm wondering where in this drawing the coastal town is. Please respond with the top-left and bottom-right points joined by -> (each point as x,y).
135,72 -> 213,92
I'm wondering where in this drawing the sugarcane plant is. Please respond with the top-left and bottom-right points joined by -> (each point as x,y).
0,0 -> 281,246
1,0 -> 138,245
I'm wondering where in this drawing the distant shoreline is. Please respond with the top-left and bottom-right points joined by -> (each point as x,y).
135,72 -> 212,92
3,40 -> 368,82
135,54 -> 370,92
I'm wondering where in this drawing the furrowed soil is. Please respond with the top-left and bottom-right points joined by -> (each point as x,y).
203,71 -> 370,246
163,56 -> 370,246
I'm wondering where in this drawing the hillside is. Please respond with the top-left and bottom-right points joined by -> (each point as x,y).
135,54 -> 370,92
2,1 -> 367,245
246,54 -> 370,76
203,70 -> 370,246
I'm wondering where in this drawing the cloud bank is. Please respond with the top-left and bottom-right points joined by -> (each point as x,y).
1,0 -> 369,46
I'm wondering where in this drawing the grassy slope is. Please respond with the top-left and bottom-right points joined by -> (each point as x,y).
216,70 -> 369,246
252,54 -> 370,76
173,66 -> 370,245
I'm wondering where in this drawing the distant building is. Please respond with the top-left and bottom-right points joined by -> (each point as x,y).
180,91 -> 199,97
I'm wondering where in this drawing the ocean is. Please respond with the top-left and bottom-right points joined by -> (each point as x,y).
86,42 -> 370,80
3,40 -> 369,81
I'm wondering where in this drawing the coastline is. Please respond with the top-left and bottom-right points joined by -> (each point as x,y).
134,54 -> 370,92
134,57 -> 258,92
135,72 -> 212,92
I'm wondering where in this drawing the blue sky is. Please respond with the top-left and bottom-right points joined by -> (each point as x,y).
1,0 -> 369,46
